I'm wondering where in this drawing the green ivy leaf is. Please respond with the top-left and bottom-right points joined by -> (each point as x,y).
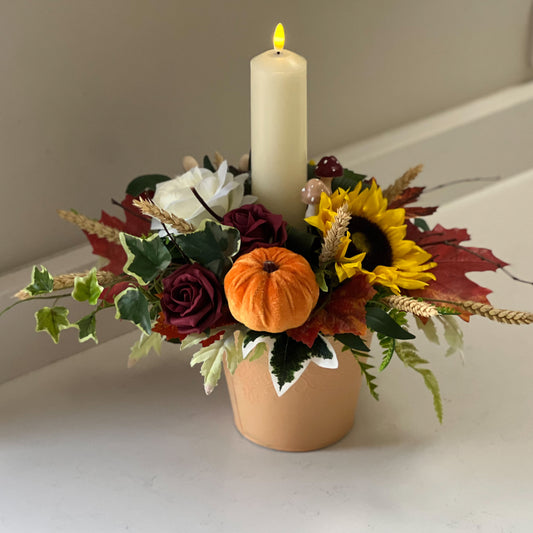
334,333 -> 371,353
175,220 -> 240,278
72,268 -> 103,305
128,332 -> 162,367
76,313 -> 98,343
35,306 -> 71,343
396,341 -> 443,423
125,174 -> 171,196
366,307 -> 415,339
120,233 -> 172,284
25,265 -> 54,296
114,287 -> 151,334
332,169 -> 366,192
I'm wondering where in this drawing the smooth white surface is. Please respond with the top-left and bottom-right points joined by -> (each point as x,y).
1,171 -> 533,531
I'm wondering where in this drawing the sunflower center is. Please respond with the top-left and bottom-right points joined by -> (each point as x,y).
347,215 -> 393,271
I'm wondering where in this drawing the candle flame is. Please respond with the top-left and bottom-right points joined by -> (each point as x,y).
273,23 -> 285,51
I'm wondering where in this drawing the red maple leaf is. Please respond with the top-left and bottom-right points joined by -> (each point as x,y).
388,187 -> 438,218
287,275 -> 376,347
84,193 -> 152,275
406,223 -> 508,320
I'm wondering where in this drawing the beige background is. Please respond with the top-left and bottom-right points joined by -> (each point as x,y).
1,0 -> 532,274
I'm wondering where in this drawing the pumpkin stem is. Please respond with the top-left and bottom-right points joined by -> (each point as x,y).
262,261 -> 279,273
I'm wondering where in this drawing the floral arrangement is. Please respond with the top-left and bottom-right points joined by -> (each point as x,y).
5,152 -> 533,421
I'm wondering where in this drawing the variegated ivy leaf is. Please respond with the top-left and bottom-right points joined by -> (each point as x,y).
72,268 -> 103,305
76,313 -> 98,343
128,332 -> 163,368
24,265 -> 54,296
114,287 -> 151,335
35,306 -> 71,343
174,220 -> 240,278
120,232 -> 171,285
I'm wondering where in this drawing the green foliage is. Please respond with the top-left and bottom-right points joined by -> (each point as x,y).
35,306 -> 71,343
413,218 -> 430,232
247,342 -> 267,362
334,333 -> 370,353
332,169 -> 366,192
114,287 -> 152,335
415,316 -> 439,345
203,155 -> 215,172
395,341 -> 443,423
377,335 -> 395,371
190,332 -> 233,394
175,220 -> 240,279
286,225 -> 320,265
75,313 -> 98,343
25,266 -> 54,296
126,174 -> 170,196
436,306 -> 461,316
307,162 -> 316,181
128,332 -> 162,367
120,233 -> 172,285
440,316 -> 464,358
348,348 -> 379,400
366,306 -> 415,339
269,334 -> 334,392
72,268 -> 103,305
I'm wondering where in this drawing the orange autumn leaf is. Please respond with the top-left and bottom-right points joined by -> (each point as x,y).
287,275 -> 376,347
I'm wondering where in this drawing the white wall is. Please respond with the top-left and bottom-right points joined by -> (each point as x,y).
1,0 -> 532,274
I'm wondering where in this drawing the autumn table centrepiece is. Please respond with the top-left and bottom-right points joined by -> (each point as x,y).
3,24 -> 533,451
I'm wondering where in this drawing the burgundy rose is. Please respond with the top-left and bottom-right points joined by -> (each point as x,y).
161,264 -> 225,335
222,203 -> 288,255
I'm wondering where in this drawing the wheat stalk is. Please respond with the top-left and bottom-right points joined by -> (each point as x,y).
15,270 -> 118,300
57,210 -> 122,244
132,198 -> 195,234
455,300 -> 533,325
319,202 -> 352,265
382,164 -> 424,202
382,295 -> 439,318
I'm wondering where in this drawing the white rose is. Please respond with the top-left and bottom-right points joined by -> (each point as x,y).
151,161 -> 256,235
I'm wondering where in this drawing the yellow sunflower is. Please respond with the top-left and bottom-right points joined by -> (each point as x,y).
306,180 -> 436,294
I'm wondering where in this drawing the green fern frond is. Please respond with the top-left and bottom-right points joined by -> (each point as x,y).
377,334 -> 395,371
351,350 -> 379,400
395,341 -> 443,423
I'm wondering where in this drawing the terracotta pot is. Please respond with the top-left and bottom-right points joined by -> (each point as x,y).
223,334 -> 371,452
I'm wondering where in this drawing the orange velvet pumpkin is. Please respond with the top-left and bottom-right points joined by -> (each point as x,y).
224,247 -> 319,333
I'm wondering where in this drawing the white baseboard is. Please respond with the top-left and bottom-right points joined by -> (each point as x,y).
2,80 -> 533,383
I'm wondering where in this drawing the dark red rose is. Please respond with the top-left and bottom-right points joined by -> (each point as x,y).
222,203 -> 287,255
161,264 -> 225,335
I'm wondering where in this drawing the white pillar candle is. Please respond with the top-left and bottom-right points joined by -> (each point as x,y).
250,23 -> 307,228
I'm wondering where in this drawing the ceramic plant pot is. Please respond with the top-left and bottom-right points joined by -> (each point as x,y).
223,336 -> 370,452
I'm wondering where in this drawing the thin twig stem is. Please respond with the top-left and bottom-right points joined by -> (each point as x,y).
190,187 -> 223,222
